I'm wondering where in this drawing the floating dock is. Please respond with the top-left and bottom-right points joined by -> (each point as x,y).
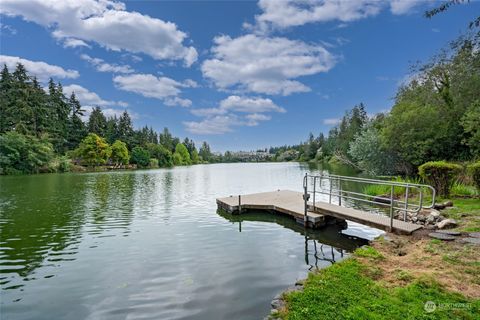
216,190 -> 422,234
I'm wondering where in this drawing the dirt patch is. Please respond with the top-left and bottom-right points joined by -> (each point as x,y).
357,234 -> 480,299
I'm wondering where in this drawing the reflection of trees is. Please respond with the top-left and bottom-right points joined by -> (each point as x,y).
0,172 -> 138,291
217,209 -> 369,269
84,172 -> 136,235
0,174 -> 88,286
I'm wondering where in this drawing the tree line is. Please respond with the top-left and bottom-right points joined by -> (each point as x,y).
0,64 -> 215,174
271,34 -> 479,176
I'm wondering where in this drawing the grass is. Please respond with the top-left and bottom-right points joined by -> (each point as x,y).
450,182 -> 479,197
362,176 -> 430,198
276,259 -> 480,320
275,196 -> 480,320
440,198 -> 480,232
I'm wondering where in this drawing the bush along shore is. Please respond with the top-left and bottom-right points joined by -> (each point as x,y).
266,164 -> 480,320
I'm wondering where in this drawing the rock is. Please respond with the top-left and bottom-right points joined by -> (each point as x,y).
468,232 -> 480,238
443,201 -> 453,207
460,237 -> 480,245
295,279 -> 304,286
417,215 -> 426,222
429,209 -> 441,218
436,230 -> 461,236
426,215 -> 435,224
428,232 -> 456,241
434,203 -> 446,210
271,298 -> 285,310
436,219 -> 457,229
412,217 -> 418,223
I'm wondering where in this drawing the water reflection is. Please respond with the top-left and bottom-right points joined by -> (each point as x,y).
217,209 -> 369,270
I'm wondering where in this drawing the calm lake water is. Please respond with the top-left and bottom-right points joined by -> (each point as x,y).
0,162 -> 382,320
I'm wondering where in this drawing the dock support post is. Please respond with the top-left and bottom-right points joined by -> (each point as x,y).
389,185 -> 394,232
238,195 -> 242,214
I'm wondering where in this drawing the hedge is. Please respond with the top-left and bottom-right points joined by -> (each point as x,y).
418,161 -> 462,197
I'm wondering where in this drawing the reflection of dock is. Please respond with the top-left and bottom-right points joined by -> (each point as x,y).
217,190 -> 422,234
217,209 -> 369,269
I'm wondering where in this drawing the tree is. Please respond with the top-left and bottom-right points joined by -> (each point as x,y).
348,125 -> 399,175
75,133 -> 111,167
0,132 -> 54,174
159,127 -> 175,152
118,111 -> 134,148
130,146 -> 150,168
199,141 -> 212,162
173,143 -> 191,165
88,107 -> 107,137
190,149 -> 200,164
67,93 -> 86,150
146,143 -> 173,167
461,100 -> 480,157
110,140 -> 129,166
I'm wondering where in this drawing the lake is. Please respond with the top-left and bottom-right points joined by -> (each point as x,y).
0,162 -> 382,320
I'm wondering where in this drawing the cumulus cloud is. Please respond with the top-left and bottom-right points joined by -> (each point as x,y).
186,95 -> 283,134
0,0 -> 197,66
63,84 -> 127,107
80,54 -> 134,73
251,0 -> 427,31
113,73 -> 193,107
202,34 -> 335,95
0,55 -> 79,82
183,115 -> 238,135
323,118 -> 340,125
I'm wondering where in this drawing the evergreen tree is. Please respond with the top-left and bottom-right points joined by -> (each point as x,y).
67,93 -> 87,150
88,107 -> 107,137
118,111 -> 134,148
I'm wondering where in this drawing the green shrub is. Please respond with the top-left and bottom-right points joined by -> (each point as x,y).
468,162 -> 480,191
149,158 -> 159,168
418,161 -> 463,197
130,146 -> 150,168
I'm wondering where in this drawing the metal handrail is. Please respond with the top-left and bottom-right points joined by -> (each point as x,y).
302,173 -> 436,231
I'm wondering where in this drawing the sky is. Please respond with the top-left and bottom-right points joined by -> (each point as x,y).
0,0 -> 477,152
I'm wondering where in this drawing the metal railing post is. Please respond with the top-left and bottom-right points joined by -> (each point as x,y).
404,185 -> 409,221
304,173 -> 308,225
338,178 -> 342,206
389,185 -> 394,232
329,177 -> 332,204
313,176 -> 316,208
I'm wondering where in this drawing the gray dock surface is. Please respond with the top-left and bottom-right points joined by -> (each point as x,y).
216,190 -> 422,234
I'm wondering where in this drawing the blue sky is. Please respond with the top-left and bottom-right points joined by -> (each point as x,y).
0,0 -> 477,151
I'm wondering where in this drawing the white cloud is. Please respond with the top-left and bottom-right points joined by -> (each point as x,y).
191,95 -> 285,116
63,84 -> 127,107
0,0 -> 198,66
63,38 -> 90,48
113,73 -> 192,107
245,113 -> 271,126
0,55 -> 79,82
80,54 -> 133,73
323,118 -> 340,125
202,34 -> 336,95
164,97 -> 192,108
251,0 -> 427,31
184,115 -> 238,135
186,95 -> 283,134
389,0 -> 425,15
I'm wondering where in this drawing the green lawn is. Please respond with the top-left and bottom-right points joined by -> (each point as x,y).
277,256 -> 479,320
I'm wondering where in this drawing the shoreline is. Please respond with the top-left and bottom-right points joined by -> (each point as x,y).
267,197 -> 480,319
